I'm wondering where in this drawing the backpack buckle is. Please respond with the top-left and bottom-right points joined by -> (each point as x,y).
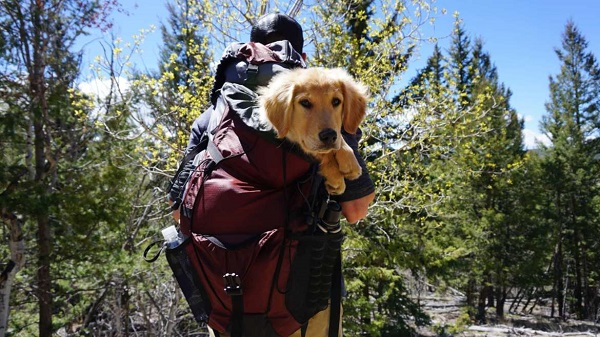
246,63 -> 259,74
245,63 -> 259,87
223,273 -> 243,296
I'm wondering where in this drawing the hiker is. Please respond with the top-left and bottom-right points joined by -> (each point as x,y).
171,13 -> 374,224
167,13 -> 375,337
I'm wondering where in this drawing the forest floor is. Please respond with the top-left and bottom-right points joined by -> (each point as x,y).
414,291 -> 600,337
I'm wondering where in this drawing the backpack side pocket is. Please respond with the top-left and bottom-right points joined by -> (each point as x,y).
165,237 -> 212,324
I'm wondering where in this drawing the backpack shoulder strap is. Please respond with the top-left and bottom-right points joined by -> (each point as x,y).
167,133 -> 210,210
169,133 -> 208,185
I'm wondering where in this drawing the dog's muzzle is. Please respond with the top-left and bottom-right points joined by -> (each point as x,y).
318,128 -> 338,147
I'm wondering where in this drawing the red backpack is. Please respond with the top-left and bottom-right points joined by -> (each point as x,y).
158,42 -> 344,337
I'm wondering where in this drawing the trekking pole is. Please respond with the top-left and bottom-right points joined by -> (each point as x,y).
288,0 -> 303,17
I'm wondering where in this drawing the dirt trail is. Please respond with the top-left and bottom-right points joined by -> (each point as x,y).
415,294 -> 600,337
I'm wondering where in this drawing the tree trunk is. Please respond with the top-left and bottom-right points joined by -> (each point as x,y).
37,214 -> 53,337
495,286 -> 505,318
33,64 -> 54,337
551,239 -> 564,318
465,278 -> 476,310
476,282 -> 489,323
521,287 -> 534,313
0,212 -> 26,337
570,193 -> 584,320
509,287 -> 523,313
361,283 -> 371,336
31,1 -> 54,334
573,239 -> 583,319
116,278 -> 130,337
581,245 -> 592,320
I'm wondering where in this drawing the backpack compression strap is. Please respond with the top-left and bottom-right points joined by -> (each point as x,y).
223,273 -> 244,337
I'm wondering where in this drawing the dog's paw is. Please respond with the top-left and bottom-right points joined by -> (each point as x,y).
336,151 -> 362,180
339,160 -> 362,180
325,176 -> 346,195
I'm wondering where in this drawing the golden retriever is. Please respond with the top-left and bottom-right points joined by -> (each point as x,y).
258,67 -> 369,195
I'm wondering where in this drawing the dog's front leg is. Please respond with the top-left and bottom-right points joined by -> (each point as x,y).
334,140 -> 362,180
317,152 -> 346,195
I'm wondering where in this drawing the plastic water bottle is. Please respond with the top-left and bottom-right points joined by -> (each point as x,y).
162,225 -> 186,249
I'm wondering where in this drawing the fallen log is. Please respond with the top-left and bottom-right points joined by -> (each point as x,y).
468,325 -> 598,336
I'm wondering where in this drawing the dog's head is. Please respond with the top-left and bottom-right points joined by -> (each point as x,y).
258,67 -> 369,154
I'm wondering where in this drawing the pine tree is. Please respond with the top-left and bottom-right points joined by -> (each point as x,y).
401,20 -> 529,323
0,0 -> 128,335
539,20 -> 600,319
447,20 -> 472,109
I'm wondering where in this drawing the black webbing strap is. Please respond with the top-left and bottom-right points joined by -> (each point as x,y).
300,323 -> 308,337
223,273 -> 243,337
245,63 -> 259,87
328,253 -> 342,337
142,240 -> 164,263
231,295 -> 243,337
171,134 -> 208,187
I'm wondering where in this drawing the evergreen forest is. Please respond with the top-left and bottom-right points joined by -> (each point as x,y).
1,1 -> 599,336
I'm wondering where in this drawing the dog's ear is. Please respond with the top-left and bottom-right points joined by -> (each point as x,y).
335,69 -> 369,134
259,76 -> 295,138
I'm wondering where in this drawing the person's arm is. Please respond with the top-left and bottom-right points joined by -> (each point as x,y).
169,107 -> 214,222
340,192 -> 375,224
186,106 -> 212,153
335,128 -> 375,223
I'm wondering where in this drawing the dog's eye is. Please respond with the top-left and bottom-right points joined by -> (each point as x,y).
332,98 -> 341,107
299,99 -> 312,108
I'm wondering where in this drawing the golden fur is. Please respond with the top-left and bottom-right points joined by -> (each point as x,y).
258,67 -> 369,194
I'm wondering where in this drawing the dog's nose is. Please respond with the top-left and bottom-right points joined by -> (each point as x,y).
319,128 -> 337,146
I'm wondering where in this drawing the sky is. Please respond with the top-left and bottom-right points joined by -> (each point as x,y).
430,0 -> 600,148
79,0 -> 600,149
